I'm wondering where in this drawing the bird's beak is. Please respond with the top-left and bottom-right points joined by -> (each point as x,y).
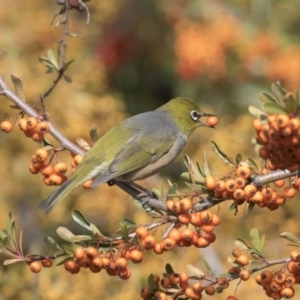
198,113 -> 216,128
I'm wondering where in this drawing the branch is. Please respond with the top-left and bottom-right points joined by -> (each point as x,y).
0,77 -> 85,155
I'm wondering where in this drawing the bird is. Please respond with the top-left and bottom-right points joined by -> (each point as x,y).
38,97 -> 215,214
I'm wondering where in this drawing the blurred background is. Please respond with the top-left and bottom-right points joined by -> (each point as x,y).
1,0 -> 300,299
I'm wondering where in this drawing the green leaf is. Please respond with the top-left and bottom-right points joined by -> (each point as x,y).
183,155 -> 204,183
234,238 -> 251,250
62,245 -> 75,256
283,94 -> 297,113
259,92 -> 276,104
186,264 -> 204,277
120,218 -> 136,229
247,203 -> 256,214
202,258 -> 212,275
89,223 -> 101,236
262,102 -> 287,115
245,158 -> 259,173
148,274 -> 159,290
11,75 -> 26,102
65,59 -> 75,69
69,235 -> 92,242
63,74 -> 72,83
279,232 -> 300,245
71,210 -> 91,231
211,141 -> 235,167
167,182 -> 178,200
235,154 -> 242,166
56,227 -> 75,243
165,263 -> 175,275
248,105 -> 267,119
249,228 -> 264,254
120,223 -> 129,242
203,151 -> 211,177
44,236 -> 61,250
271,82 -> 287,105
89,125 -> 98,143
47,49 -> 59,70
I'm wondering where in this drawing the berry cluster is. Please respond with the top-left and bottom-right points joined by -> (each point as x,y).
28,258 -> 52,273
255,250 -> 300,300
253,114 -> 300,171
140,271 -> 231,300
204,165 -> 297,211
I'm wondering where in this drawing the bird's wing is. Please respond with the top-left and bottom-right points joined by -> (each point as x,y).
108,128 -> 178,175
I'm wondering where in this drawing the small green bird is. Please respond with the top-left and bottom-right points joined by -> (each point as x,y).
38,97 -> 215,214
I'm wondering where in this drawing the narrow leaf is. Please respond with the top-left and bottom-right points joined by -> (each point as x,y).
63,74 -> 72,83
186,264 -> 205,277
234,238 -> 251,250
3,258 -> 23,265
249,228 -> 263,254
120,218 -> 136,229
211,141 -> 235,167
262,102 -> 287,115
89,125 -> 98,143
71,210 -> 90,231
245,158 -> 259,173
56,227 -> 75,242
47,49 -> 59,70
89,223 -> 101,236
259,92 -> 276,104
120,223 -> 129,242
271,82 -> 287,104
202,258 -> 212,275
279,232 -> 300,245
235,154 -> 242,166
44,236 -> 61,250
165,263 -> 175,275
203,151 -> 211,176
69,235 -> 92,242
248,105 -> 267,119
11,75 -> 25,101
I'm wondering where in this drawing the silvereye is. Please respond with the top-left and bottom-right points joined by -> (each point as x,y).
38,97 -> 214,214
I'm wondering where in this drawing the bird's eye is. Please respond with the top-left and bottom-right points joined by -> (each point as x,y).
190,110 -> 200,121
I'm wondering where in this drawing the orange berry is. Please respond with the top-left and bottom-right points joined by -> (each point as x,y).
261,187 -> 273,198
283,186 -> 296,198
203,232 -> 216,243
252,118 -> 263,131
85,247 -> 98,259
215,180 -> 226,192
261,270 -> 274,284
276,114 -> 290,128
179,271 -> 189,283
255,274 -> 262,285
236,254 -> 249,266
233,188 -> 245,200
178,197 -> 192,212
89,257 -> 103,273
259,146 -> 270,159
205,175 -> 216,190
142,235 -> 156,250
18,118 -> 28,131
161,277 -> 171,288
166,200 -> 180,213
43,176 -> 51,186
225,179 -> 236,192
29,164 -> 40,174
153,242 -> 164,254
199,210 -> 213,224
118,267 -> 131,280
169,272 -> 180,284
196,237 -> 210,248
130,249 -> 143,263
135,226 -> 148,239
239,269 -> 250,281
205,285 -> 215,296
82,179 -> 93,189
64,260 -> 80,274
274,271 -> 286,284
249,191 -> 263,204
192,281 -> 203,294
290,250 -> 300,262
168,228 -> 182,242
41,259 -> 53,268
287,261 -> 300,275
31,131 -> 44,142
201,223 -> 215,233
243,184 -> 257,197
236,166 -> 251,179
40,164 -> 54,176
190,213 -> 201,226
48,173 -> 67,185
0,120 -> 13,133
178,213 -> 191,224
35,148 -> 48,162
289,118 -> 300,131
73,154 -> 84,166
54,162 -> 68,174
274,179 -> 285,188
206,115 -> 218,126
217,277 -> 229,289
211,214 -> 221,226
115,257 -> 127,270
26,117 -> 38,129
140,287 -> 150,299
285,274 -> 296,288
280,287 -> 295,299
235,177 -> 246,189
29,261 -> 41,273
37,121 -> 50,134
74,247 -> 85,260
181,228 -> 194,241
161,237 -> 176,251
232,249 -> 241,258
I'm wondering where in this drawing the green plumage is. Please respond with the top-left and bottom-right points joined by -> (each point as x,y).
38,97 -> 212,214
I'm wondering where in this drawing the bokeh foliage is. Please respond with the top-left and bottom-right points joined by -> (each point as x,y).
1,0 -> 300,299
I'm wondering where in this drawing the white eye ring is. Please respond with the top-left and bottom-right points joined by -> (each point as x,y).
190,110 -> 200,121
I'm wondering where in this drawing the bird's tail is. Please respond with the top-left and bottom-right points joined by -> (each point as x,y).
38,178 -> 76,214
